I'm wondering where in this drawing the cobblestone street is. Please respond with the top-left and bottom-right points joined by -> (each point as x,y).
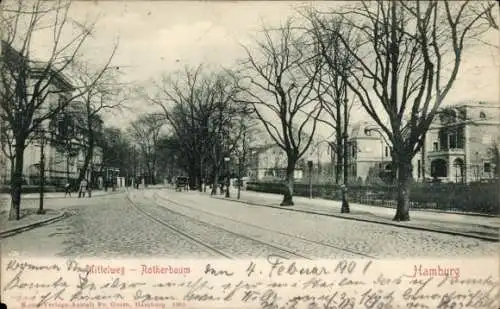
1,188 -> 497,259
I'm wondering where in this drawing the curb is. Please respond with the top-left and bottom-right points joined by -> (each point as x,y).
0,190 -> 125,201
212,196 -> 499,242
0,211 -> 68,238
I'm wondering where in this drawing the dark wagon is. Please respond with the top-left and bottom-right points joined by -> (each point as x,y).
175,176 -> 189,192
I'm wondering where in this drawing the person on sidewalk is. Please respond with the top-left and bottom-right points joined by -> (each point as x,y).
78,179 -> 88,198
340,184 -> 350,213
87,181 -> 92,198
64,182 -> 72,197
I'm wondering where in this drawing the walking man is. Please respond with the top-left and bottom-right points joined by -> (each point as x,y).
87,180 -> 92,198
340,184 -> 350,213
78,179 -> 88,198
64,182 -> 72,197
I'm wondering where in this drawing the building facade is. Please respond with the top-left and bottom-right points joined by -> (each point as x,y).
247,138 -> 335,182
344,121 -> 392,184
413,101 -> 500,183
247,144 -> 304,181
0,42 -> 104,187
343,101 -> 500,184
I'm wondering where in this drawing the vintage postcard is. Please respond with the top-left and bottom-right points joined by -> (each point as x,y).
1,1 -> 499,308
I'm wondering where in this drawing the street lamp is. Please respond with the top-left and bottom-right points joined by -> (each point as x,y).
307,155 -> 314,199
224,156 -> 230,198
36,128 -> 46,214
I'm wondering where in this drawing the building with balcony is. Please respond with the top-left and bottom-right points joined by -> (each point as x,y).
414,101 -> 500,183
343,101 -> 499,184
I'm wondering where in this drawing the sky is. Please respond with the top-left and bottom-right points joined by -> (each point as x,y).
12,1 -> 500,139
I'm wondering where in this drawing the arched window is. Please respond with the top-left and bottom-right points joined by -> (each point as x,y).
479,111 -> 486,119
431,159 -> 447,178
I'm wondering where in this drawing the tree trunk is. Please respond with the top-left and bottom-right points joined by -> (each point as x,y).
66,153 -> 70,183
335,141 -> 342,184
335,102 -> 342,185
343,96 -> 349,184
281,159 -> 296,206
199,163 -> 204,192
211,168 -> 220,196
78,132 -> 94,184
393,155 -> 412,221
9,143 -> 25,220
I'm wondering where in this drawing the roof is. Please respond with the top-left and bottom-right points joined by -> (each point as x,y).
446,101 -> 500,109
1,40 -> 74,91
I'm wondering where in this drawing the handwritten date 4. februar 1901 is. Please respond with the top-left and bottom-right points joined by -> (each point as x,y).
243,255 -> 373,278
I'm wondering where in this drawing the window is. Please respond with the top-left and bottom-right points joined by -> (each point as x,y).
448,133 -> 457,149
417,160 -> 421,178
433,142 -> 438,151
352,145 -> 356,157
458,109 -> 466,121
479,111 -> 486,119
482,135 -> 492,145
385,146 -> 389,157
484,162 -> 491,173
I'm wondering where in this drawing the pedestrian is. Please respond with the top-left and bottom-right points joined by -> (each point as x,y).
78,179 -> 88,198
64,182 -> 72,197
87,180 -> 92,198
340,184 -> 350,213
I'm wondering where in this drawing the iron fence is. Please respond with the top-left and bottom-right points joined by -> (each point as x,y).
246,180 -> 499,215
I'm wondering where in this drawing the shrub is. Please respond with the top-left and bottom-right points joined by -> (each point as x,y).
246,181 -> 499,215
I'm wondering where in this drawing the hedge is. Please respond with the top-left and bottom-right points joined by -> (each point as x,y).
246,181 -> 499,215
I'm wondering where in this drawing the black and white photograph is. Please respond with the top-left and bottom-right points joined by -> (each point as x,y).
1,0 -> 499,262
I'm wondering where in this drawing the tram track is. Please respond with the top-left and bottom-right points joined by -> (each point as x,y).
127,194 -> 310,259
152,192 -> 378,259
126,195 -> 234,259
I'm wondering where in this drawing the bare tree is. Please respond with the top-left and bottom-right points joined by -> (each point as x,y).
128,113 -> 164,186
70,60 -> 125,186
309,1 -> 497,221
235,18 -> 324,206
146,65 -> 249,193
304,12 -> 360,185
0,0 -> 117,220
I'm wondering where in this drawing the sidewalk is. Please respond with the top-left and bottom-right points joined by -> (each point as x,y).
0,206 -> 67,238
0,188 -> 125,200
0,189 -> 127,238
212,189 -> 500,241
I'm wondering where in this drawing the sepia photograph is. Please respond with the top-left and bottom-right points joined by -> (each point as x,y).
0,0 -> 499,308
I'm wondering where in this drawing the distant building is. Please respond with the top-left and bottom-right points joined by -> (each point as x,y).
247,144 -> 304,181
344,122 -> 392,184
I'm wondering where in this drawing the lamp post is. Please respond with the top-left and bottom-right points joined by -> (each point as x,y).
237,156 -> 242,200
307,156 -> 313,199
37,129 -> 46,214
224,156 -> 230,198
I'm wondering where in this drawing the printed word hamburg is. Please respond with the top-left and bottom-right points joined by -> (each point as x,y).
141,265 -> 190,276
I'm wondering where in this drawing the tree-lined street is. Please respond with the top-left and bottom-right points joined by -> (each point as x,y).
1,0 -> 499,265
2,188 -> 497,259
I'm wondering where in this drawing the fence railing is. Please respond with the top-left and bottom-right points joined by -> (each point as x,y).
246,181 -> 500,215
